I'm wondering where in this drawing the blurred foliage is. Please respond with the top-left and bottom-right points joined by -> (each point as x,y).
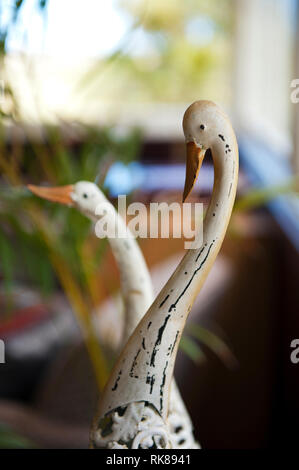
0,125 -> 141,296
0,0 -> 48,53
0,1 -> 48,120
0,121 -> 141,389
234,175 -> 299,212
78,0 -> 233,106
0,423 -> 35,448
120,0 -> 232,33
0,1 -> 142,388
0,2 -> 141,362
185,322 -> 238,369
1,0 -> 234,120
179,335 -> 205,364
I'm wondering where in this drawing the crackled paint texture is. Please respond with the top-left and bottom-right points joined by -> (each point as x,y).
28,179 -> 198,448
93,101 -> 239,445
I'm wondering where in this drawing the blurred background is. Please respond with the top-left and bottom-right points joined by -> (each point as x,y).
0,0 -> 298,449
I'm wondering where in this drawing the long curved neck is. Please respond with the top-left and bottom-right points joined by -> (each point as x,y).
97,125 -> 238,421
87,196 -> 153,346
109,219 -> 154,344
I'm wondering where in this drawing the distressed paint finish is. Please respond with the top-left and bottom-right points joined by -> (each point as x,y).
85,186 -> 198,448
94,101 -> 239,426
28,181 -> 198,447
76,183 -> 154,344
28,182 -> 154,346
96,203 -> 153,345
92,402 -> 173,449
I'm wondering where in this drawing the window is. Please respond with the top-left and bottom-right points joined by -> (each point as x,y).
233,0 -> 297,161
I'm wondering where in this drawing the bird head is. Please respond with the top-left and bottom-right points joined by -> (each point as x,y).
28,181 -> 106,218
182,100 -> 229,202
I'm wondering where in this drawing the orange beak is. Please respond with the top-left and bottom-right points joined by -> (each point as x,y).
182,142 -> 206,202
27,184 -> 74,206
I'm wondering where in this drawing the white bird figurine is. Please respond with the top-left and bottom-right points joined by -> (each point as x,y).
88,100 -> 239,449
28,179 -> 199,448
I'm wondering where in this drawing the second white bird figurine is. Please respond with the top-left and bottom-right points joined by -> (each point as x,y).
28,176 -> 199,448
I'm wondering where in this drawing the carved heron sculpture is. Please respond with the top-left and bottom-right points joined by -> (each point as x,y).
28,179 -> 198,448
88,100 -> 239,449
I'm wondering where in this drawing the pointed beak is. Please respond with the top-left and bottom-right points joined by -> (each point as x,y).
27,184 -> 74,206
182,142 -> 206,202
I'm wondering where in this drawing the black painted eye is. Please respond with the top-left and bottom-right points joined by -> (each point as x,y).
83,193 -> 88,199
200,124 -> 206,130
